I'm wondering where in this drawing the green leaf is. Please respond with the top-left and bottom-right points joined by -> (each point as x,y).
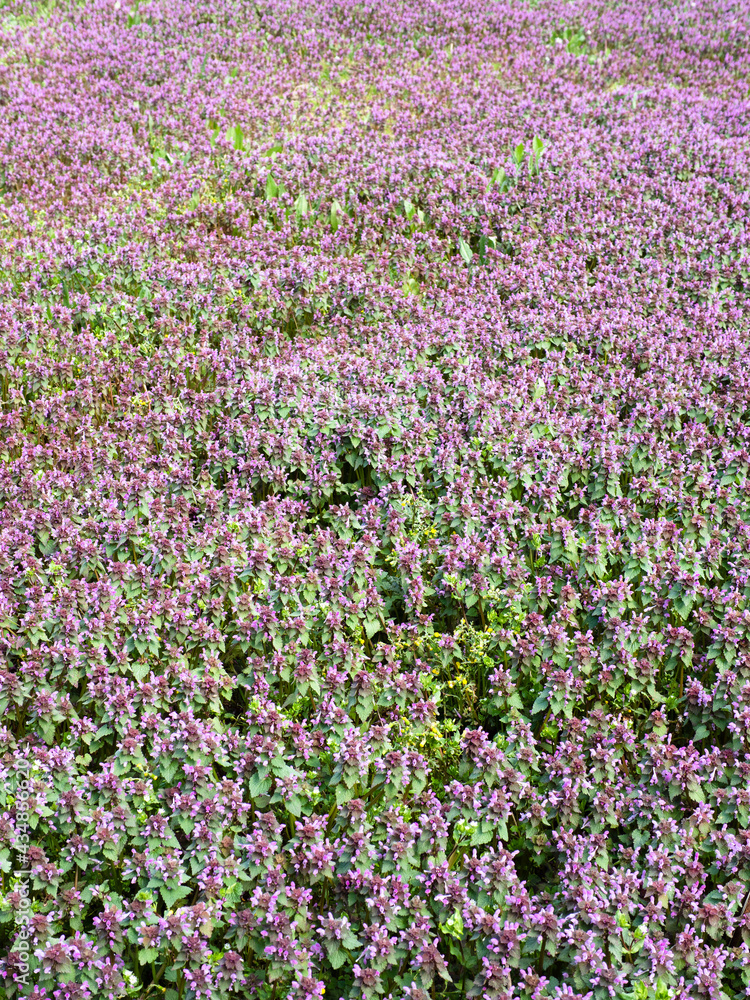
160,758 -> 178,783
126,0 -> 141,27
130,659 -> 150,682
458,237 -> 473,265
440,908 -> 464,940
330,199 -> 344,232
160,884 -> 192,909
38,719 -> 56,744
486,166 -> 508,192
228,123 -> 244,151
325,940 -> 347,969
286,794 -> 302,817
102,841 -> 122,863
674,593 -> 694,618
248,772 -> 271,797
531,692 -> 549,715
294,192 -> 309,219
470,822 -> 493,846
363,616 -> 380,640
335,783 -> 355,805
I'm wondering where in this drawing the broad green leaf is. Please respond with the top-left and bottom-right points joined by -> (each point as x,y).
325,940 -> 347,969
226,123 -> 244,151
294,192 -> 309,219
160,884 -> 192,909
330,199 -> 344,232
266,174 -> 279,199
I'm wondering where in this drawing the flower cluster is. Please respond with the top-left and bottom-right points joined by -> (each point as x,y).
0,0 -> 749,997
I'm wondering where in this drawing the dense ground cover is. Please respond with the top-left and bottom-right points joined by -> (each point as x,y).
0,0 -> 749,996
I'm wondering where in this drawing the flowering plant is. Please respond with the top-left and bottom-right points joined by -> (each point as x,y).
0,0 -> 749,997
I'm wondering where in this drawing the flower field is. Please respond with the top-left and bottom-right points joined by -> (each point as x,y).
0,0 -> 749,996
